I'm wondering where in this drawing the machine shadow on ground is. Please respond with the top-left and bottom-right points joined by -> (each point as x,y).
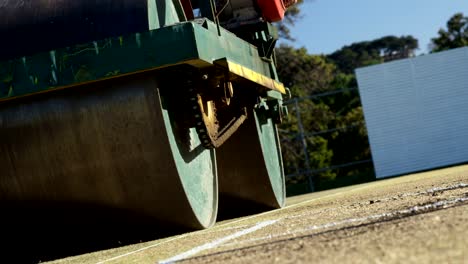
0,202 -> 191,263
0,197 -> 274,263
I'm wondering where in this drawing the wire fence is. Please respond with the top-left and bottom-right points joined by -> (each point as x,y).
279,88 -> 374,193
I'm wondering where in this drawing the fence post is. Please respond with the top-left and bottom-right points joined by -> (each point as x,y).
294,98 -> 314,192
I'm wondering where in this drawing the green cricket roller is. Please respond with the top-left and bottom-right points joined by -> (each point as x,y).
0,0 -> 294,231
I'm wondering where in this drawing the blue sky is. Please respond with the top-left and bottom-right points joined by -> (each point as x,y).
287,0 -> 468,55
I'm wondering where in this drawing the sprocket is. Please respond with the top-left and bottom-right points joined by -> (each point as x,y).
189,82 -> 247,149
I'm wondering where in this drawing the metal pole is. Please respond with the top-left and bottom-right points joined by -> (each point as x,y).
294,98 -> 314,192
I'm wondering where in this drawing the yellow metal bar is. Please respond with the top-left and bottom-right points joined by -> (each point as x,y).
214,59 -> 286,94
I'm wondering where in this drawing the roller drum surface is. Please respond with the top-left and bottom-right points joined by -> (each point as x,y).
217,108 -> 286,212
0,75 -> 217,229
0,0 -> 154,60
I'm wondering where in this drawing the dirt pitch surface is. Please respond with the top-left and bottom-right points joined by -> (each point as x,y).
49,165 -> 468,264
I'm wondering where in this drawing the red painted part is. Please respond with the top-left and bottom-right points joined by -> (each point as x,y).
180,0 -> 194,20
257,0 -> 296,22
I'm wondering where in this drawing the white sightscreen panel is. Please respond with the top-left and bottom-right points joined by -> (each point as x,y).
356,47 -> 468,178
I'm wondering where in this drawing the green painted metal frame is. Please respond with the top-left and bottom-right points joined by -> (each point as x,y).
0,20 -> 279,101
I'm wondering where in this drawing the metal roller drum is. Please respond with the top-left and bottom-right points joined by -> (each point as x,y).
0,75 -> 218,229
217,106 -> 286,212
0,0 -> 288,236
0,0 -> 183,60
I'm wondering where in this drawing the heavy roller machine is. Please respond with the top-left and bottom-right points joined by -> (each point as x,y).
0,0 -> 294,231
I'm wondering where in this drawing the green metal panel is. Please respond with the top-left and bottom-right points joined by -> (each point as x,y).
0,21 -> 277,101
193,21 -> 273,80
0,23 -> 199,101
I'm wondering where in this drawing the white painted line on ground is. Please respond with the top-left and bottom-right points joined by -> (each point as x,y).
285,207 -> 334,221
158,219 -> 278,264
221,196 -> 468,249
377,182 -> 468,203
95,210 -> 280,264
202,224 -> 252,234
286,182 -> 468,221
97,183 -> 467,263
426,183 -> 468,193
95,236 -> 186,264
200,181 -> 390,236
283,180 -> 383,209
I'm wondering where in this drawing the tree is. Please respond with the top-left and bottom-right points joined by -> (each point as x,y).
275,45 -> 335,96
276,43 -> 375,192
274,7 -> 385,192
431,13 -> 468,52
327,44 -> 381,74
275,45 -> 338,184
373,35 -> 419,61
328,35 -> 418,74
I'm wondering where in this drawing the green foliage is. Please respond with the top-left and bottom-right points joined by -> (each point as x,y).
276,45 -> 343,187
276,4 -> 431,194
329,106 -> 370,164
278,10 -> 468,195
328,44 -> 381,74
276,43 -> 376,194
330,72 -> 356,90
276,45 -> 335,96
280,100 -> 336,183
308,136 -> 334,180
327,35 -> 418,74
431,13 -> 468,52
